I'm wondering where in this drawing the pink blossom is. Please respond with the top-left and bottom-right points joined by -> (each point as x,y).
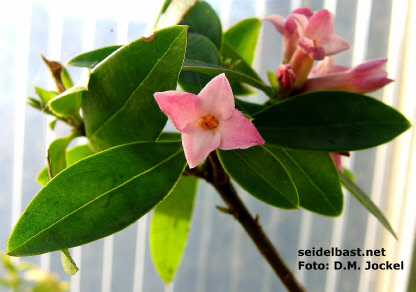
154,74 -> 265,168
291,10 -> 350,60
302,57 -> 393,94
264,8 -> 313,62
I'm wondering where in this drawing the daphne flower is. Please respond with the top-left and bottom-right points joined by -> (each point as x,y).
154,74 -> 264,168
264,7 -> 313,62
291,9 -> 350,60
302,57 -> 393,94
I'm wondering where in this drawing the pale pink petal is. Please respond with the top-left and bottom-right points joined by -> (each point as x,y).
309,57 -> 349,76
353,58 -> 387,72
320,34 -> 350,56
154,91 -> 198,131
305,10 -> 333,41
292,7 -> 313,18
182,124 -> 221,168
218,110 -> 265,150
196,73 -> 235,120
263,15 -> 286,35
290,13 -> 309,37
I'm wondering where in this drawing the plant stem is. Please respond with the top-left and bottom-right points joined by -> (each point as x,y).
184,152 -> 305,292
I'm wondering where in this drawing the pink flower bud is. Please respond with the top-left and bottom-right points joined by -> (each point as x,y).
276,64 -> 296,90
302,58 -> 393,94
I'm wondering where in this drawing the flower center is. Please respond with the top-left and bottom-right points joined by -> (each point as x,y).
198,114 -> 219,130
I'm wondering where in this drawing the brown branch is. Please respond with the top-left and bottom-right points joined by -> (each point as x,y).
185,152 -> 305,292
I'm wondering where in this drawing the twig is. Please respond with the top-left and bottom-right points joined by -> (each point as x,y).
185,152 -> 306,292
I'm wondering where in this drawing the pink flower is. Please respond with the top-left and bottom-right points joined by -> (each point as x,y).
302,57 -> 393,94
154,74 -> 265,168
264,7 -> 313,62
291,10 -> 350,60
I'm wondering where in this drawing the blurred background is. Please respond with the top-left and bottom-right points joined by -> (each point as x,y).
1,0 -> 415,291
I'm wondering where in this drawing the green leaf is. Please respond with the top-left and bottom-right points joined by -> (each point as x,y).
157,132 -> 181,141
223,18 -> 261,65
180,1 -> 222,50
217,147 -> 298,209
34,86 -> 58,105
27,97 -> 43,110
47,132 -> 79,178
235,98 -> 267,116
150,176 -> 198,283
82,26 -> 187,151
220,44 -> 263,96
339,171 -> 397,239
7,141 -> 186,256
179,33 -> 220,94
48,86 -> 85,119
66,45 -> 122,68
220,43 -> 262,81
182,59 -> 274,98
60,67 -> 74,89
61,249 -> 78,276
155,0 -> 198,30
265,146 -> 343,216
36,166 -> 50,186
253,91 -> 411,151
66,144 -> 95,166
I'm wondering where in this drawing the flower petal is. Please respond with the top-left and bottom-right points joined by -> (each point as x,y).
154,91 -> 198,132
320,34 -> 350,56
218,110 -> 265,150
263,14 -> 286,35
182,125 -> 221,168
305,10 -> 334,42
197,73 -> 235,120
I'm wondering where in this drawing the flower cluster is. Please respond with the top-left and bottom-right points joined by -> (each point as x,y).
266,7 -> 393,170
265,8 -> 392,97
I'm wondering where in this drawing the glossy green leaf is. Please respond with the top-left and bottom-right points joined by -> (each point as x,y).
217,146 -> 298,209
182,59 -> 274,98
60,67 -> 74,89
150,176 -> 198,283
61,249 -> 78,276
339,171 -> 397,239
48,86 -> 84,119
47,132 -> 79,178
180,1 -> 222,50
155,0 -> 198,30
179,33 -> 220,94
36,166 -> 50,186
34,86 -> 58,105
265,145 -> 343,216
82,26 -> 187,151
223,18 -> 261,65
235,98 -> 267,116
66,144 -> 95,166
7,142 -> 186,256
66,45 -> 122,68
157,132 -> 181,141
253,91 -> 411,151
